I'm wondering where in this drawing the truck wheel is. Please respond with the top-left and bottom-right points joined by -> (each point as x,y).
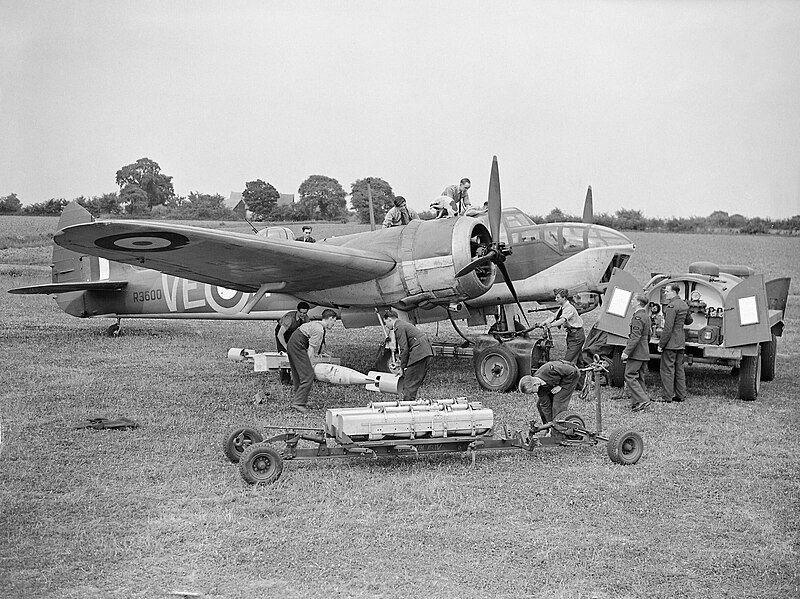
609,347 -> 625,388
473,345 -> 519,392
760,334 -> 777,382
606,427 -> 644,465
239,443 -> 284,485
552,410 -> 586,442
222,425 -> 263,464
738,348 -> 761,401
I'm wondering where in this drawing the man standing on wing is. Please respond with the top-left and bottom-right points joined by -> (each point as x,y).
287,309 -> 338,413
383,310 -> 433,401
622,293 -> 652,412
658,283 -> 693,402
441,178 -> 471,216
383,196 -> 419,228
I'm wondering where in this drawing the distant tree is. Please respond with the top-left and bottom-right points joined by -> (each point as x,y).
84,192 -> 122,215
269,203 -> 303,221
22,198 -> 67,215
183,192 -> 232,219
614,208 -> 647,230
350,177 -> 395,224
115,157 -> 175,208
593,211 -> 615,228
708,210 -> 729,227
0,193 -> 22,214
120,185 -> 149,215
242,179 -> 280,220
297,175 -> 347,221
728,214 -> 747,229
544,207 -> 578,223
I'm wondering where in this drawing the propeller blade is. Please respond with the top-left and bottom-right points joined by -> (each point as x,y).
455,250 -> 497,278
497,261 -> 529,326
488,156 -> 502,243
582,185 -> 593,224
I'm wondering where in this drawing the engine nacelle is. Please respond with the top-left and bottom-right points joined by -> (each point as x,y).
304,217 -> 496,309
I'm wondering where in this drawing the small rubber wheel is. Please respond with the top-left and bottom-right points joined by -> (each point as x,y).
606,427 -> 644,465
551,410 -> 586,442
738,349 -> 761,401
222,426 -> 263,464
473,344 -> 519,392
106,323 -> 121,337
239,443 -> 284,485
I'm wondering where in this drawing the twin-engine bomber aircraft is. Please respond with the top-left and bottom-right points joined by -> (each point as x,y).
10,157 -> 635,335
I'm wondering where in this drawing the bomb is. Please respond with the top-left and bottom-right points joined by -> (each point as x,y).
313,363 -> 401,395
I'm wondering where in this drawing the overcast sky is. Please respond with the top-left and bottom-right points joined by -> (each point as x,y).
1,0 -> 799,219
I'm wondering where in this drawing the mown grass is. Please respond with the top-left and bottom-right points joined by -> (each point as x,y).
1,220 -> 799,598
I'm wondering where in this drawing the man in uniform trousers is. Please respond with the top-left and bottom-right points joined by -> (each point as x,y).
286,309 -> 338,413
658,283 -> 693,402
518,359 -> 581,425
622,293 -> 652,412
383,310 -> 433,401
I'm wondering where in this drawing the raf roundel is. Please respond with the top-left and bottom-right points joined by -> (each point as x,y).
95,232 -> 190,252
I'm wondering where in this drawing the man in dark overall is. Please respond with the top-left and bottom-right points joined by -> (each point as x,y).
518,360 -> 581,424
275,302 -> 311,384
658,283 -> 693,402
286,309 -> 337,413
622,293 -> 652,412
383,309 -> 433,401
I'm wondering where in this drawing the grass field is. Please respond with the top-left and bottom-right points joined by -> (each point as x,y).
1,217 -> 798,598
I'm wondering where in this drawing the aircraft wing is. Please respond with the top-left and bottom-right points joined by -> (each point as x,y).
8,281 -> 128,295
54,221 -> 396,293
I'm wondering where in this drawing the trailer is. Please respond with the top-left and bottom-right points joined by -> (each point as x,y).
222,397 -> 644,484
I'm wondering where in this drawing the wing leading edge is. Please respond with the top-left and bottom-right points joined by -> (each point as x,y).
54,221 -> 396,293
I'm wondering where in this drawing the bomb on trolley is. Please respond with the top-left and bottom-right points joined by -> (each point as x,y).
222,396 -> 644,484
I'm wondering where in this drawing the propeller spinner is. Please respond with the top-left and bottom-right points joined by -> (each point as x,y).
455,156 -> 529,325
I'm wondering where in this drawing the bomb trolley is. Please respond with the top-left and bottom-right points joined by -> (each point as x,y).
222,399 -> 644,485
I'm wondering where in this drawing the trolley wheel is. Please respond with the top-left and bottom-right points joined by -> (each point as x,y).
473,344 -> 520,392
106,323 -> 121,337
760,334 -> 777,382
609,346 -> 625,388
606,427 -> 644,465
738,348 -> 761,401
551,410 -> 586,442
238,443 -> 284,485
222,425 -> 263,464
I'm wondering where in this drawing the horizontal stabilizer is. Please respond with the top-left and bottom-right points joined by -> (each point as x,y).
8,281 -> 128,295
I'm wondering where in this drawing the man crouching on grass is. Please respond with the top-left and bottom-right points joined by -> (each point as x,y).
518,360 -> 581,425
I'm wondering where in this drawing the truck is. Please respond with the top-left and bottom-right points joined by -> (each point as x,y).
595,262 -> 790,400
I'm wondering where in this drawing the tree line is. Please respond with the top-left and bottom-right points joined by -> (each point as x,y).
1,157 -> 797,234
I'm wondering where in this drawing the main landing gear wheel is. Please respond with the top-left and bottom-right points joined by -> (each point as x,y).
473,345 -> 519,392
738,347 -> 761,401
238,443 -> 284,485
606,428 -> 644,465
551,411 -> 586,443
222,426 -> 264,464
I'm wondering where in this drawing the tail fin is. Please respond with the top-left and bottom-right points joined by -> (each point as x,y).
582,186 -> 594,224
52,202 -> 97,284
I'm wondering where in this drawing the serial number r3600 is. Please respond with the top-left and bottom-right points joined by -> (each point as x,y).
132,289 -> 163,302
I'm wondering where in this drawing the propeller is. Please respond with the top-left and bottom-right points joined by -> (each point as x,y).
455,156 -> 529,325
582,185 -> 593,224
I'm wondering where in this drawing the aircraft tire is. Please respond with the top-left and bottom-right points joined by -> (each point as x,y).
238,443 -> 284,485
222,425 -> 264,464
552,410 -> 586,443
760,334 -> 777,382
473,345 -> 519,393
738,349 -> 761,401
609,347 -> 625,388
606,427 -> 644,465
